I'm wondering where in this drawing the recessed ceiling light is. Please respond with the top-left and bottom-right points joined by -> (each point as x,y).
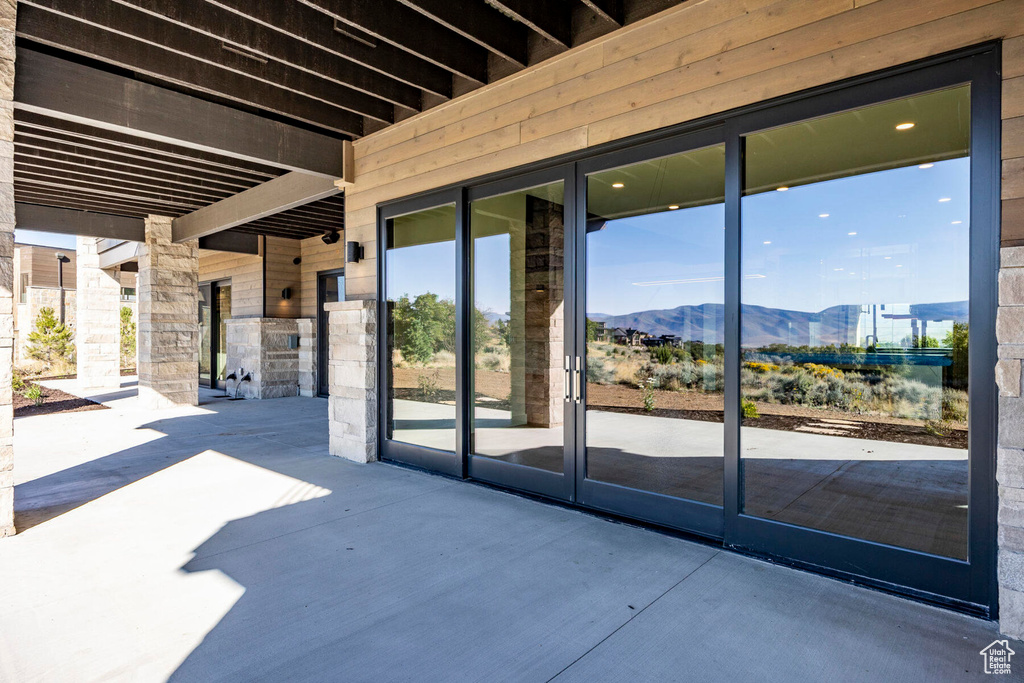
896,264 -> 903,268
848,232 -> 857,236
819,213 -> 829,218
896,122 -> 915,130
833,268 -> 844,272
918,163 -> 934,169
952,220 -> 963,225
776,186 -> 789,192
884,256 -> 892,260
939,197 -> 951,202
763,241 -> 771,245
611,182 -> 625,188
668,205 -> 679,210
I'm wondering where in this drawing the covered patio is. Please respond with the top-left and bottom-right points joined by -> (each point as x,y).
0,384 -> 1015,681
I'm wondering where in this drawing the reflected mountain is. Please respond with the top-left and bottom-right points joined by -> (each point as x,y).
590,301 -> 968,347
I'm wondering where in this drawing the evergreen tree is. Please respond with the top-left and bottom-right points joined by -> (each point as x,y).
26,306 -> 75,366
120,306 -> 136,368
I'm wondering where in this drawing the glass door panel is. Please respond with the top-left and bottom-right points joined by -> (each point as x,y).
580,140 -> 726,536
215,284 -> 231,388
739,86 -> 971,559
318,270 -> 344,397
469,180 -> 569,489
384,203 -> 458,454
198,284 -> 212,387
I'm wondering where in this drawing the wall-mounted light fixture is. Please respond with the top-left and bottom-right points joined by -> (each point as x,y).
346,240 -> 364,263
281,287 -> 292,300
322,230 -> 340,245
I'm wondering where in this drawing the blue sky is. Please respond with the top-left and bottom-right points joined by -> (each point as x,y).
386,157 -> 970,319
15,230 -> 77,249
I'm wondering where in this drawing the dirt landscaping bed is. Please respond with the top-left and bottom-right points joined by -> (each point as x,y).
14,384 -> 107,418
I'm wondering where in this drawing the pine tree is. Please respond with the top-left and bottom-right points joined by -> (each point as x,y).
26,306 -> 75,367
120,306 -> 137,369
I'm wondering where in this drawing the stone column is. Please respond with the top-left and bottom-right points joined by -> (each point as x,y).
508,197 -> 564,428
996,246 -> 1024,640
137,216 -> 199,410
297,317 -> 315,397
75,237 -> 122,390
327,300 -> 376,463
0,0 -> 15,538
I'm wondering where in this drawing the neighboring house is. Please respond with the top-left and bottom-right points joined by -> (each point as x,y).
13,242 -> 137,364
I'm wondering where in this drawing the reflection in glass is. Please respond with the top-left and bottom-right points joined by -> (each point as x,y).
199,285 -> 211,386
385,204 -> 457,451
470,182 -> 565,472
585,145 -> 725,504
740,86 -> 970,559
216,284 -> 231,383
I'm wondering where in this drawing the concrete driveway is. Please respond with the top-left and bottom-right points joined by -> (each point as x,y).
0,381 -> 1017,682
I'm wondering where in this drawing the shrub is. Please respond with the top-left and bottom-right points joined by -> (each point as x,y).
741,399 -> 760,418
23,384 -> 43,406
744,361 -> 779,373
11,369 -> 24,392
476,352 -> 504,372
637,376 -> 656,412
417,370 -> 442,401
942,388 -> 969,423
586,357 -> 616,385
120,306 -> 136,369
26,307 -> 75,370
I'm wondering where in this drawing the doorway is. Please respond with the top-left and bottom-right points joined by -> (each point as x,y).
317,269 -> 345,397
199,280 -> 231,390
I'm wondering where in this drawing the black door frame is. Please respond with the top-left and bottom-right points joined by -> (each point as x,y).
199,278 -> 231,390
316,268 -> 345,397
464,165 -> 577,502
375,44 -> 1000,616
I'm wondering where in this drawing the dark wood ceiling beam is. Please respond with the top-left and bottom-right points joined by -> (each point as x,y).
15,47 -> 348,176
98,0 -> 425,111
14,110 -> 283,178
14,162 -> 229,206
397,0 -> 527,67
203,0 -> 451,99
486,0 -> 572,47
579,0 -> 624,26
232,223 -> 321,240
14,128 -> 274,185
245,212 -> 343,232
299,0 -> 488,83
14,138 -> 264,190
17,177 -> 203,212
14,188 -> 177,217
21,1 -> 397,123
16,203 -> 146,241
17,6 -> 371,132
14,155 -> 236,200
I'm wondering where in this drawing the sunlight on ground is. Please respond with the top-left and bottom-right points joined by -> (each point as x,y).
0,449 -> 331,682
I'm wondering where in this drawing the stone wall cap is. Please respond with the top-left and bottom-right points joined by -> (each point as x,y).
325,300 -> 375,312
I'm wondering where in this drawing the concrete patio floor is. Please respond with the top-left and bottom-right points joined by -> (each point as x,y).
0,381 -> 1018,682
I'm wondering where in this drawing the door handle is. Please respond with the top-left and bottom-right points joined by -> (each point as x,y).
574,356 -> 582,404
564,355 -> 572,402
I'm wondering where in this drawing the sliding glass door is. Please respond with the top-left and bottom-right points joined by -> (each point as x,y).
467,169 -> 575,499
375,49 -> 998,613
576,131 -> 727,536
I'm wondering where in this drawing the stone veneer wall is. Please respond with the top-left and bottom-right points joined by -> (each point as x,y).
297,318 -> 315,397
137,215 -> 199,409
326,300 -> 376,463
996,246 -> 1024,639
75,237 -> 121,389
0,0 -> 14,537
225,317 -> 301,399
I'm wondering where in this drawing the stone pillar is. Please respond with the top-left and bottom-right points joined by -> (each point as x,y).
996,246 -> 1024,639
137,216 -> 199,410
75,237 -> 122,390
297,317 -> 315,397
327,300 -> 376,463
0,0 -> 15,538
508,196 -> 564,428
224,317 -> 301,399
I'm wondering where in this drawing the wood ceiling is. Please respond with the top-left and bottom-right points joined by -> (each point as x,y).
13,0 -> 681,239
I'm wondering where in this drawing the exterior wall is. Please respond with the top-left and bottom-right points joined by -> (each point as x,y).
138,216 -> 199,409
14,243 -> 77,292
198,248 -> 262,318
265,236 -> 302,319
326,300 -> 376,463
224,317 -> 305,399
299,236 -> 345,318
335,0 -> 1024,631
